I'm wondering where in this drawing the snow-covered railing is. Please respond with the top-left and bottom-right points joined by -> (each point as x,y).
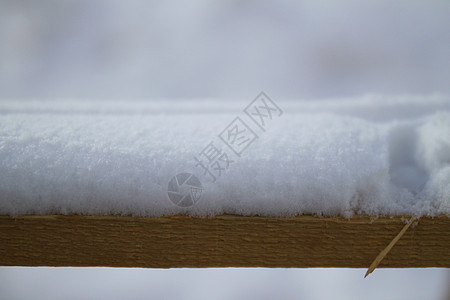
1,97 -> 449,270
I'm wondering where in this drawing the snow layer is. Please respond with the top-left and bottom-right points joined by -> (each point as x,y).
0,95 -> 449,217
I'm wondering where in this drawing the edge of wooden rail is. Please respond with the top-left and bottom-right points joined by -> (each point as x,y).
0,214 -> 449,268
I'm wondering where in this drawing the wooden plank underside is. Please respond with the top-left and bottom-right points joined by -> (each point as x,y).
0,215 -> 448,268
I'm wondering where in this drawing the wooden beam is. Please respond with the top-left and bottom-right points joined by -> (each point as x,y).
0,215 -> 448,268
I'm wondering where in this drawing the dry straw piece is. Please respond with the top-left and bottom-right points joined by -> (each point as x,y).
365,216 -> 417,278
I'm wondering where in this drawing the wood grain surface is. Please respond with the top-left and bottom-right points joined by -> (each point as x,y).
0,215 -> 448,268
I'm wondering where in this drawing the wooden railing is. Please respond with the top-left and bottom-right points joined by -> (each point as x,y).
0,215 -> 448,268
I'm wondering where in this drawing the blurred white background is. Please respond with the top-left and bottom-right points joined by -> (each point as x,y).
0,267 -> 449,300
0,0 -> 449,99
0,0 -> 449,299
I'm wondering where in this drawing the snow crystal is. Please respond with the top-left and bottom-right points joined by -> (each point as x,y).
0,95 -> 449,217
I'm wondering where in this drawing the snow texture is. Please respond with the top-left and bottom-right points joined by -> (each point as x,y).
0,95 -> 449,217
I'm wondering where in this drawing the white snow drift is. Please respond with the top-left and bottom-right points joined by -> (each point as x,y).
0,95 -> 449,217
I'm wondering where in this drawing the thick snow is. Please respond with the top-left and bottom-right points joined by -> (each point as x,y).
0,95 -> 449,217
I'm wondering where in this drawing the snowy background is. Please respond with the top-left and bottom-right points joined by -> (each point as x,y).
1,0 -> 449,299
0,0 -> 449,99
0,268 -> 448,300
